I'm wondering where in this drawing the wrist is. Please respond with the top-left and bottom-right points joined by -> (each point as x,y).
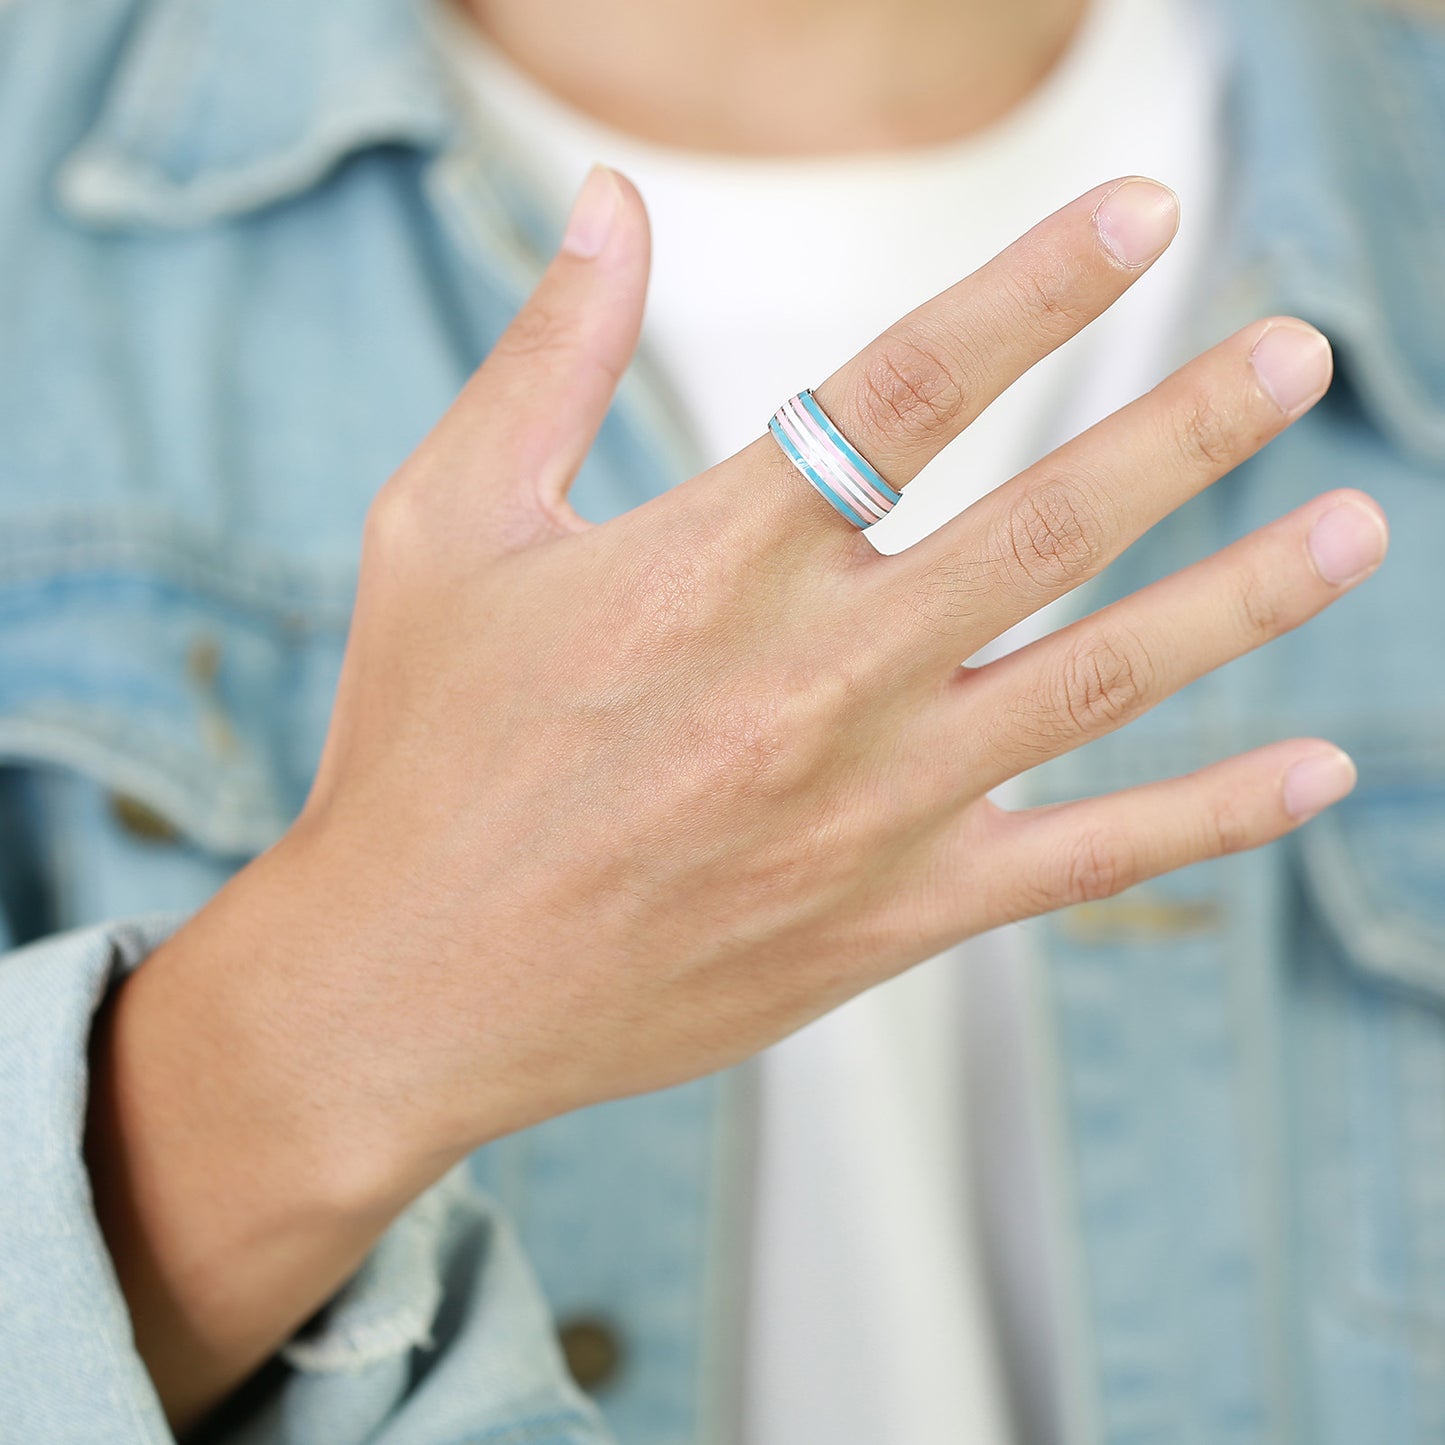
119,832 -> 467,1224
85,851 -> 443,1425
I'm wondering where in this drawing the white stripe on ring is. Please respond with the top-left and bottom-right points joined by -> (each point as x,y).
778,398 -> 887,521
772,403 -> 884,522
784,397 -> 896,516
779,399 -> 887,520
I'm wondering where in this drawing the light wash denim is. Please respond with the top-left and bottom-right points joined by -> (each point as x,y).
0,0 -> 1442,1441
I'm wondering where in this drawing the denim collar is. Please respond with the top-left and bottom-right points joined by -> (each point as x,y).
54,0 -> 455,230
1218,0 -> 1445,462
53,0 -> 1445,461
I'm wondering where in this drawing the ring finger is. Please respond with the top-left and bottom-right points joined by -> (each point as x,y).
937,487 -> 1388,793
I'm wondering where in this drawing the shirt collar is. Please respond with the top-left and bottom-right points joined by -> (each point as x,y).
55,0 -> 456,230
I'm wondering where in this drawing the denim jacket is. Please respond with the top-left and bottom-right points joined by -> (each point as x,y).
0,0 -> 1442,1441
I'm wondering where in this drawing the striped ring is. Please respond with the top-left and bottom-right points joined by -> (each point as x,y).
768,389 -> 900,530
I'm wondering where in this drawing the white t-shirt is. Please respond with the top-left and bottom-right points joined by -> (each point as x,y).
439,2 -> 1226,1440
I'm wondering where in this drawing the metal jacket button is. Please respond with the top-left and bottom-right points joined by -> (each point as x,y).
557,1316 -> 624,1393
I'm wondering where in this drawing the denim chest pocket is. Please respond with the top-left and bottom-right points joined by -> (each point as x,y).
0,516 -> 352,860
1288,771 -> 1445,1371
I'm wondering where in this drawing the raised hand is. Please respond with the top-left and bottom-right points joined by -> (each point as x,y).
291,169 -> 1380,1140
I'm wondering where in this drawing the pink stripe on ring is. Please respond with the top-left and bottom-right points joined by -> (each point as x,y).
773,403 -> 885,521
782,398 -> 894,518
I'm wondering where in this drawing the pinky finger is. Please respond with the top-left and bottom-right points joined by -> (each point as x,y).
983,739 -> 1357,924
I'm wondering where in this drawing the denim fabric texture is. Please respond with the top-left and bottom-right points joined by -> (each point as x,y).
0,0 -> 1441,1441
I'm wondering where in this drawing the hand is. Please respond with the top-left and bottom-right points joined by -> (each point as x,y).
287,166 -> 1381,1148
91,168 -> 1386,1425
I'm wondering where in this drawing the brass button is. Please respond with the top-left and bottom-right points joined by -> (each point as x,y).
109,792 -> 181,844
557,1316 -> 624,1393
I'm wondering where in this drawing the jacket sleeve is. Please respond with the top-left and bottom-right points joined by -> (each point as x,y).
0,916 -> 612,1445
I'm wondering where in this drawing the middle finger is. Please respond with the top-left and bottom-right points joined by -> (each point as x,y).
674,177 -> 1181,553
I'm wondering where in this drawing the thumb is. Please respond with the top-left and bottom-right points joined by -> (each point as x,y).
424,166 -> 652,537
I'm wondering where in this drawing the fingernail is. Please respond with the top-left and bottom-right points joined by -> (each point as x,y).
1250,323 -> 1333,414
1093,179 -> 1180,268
1308,500 -> 1388,586
561,165 -> 619,259
1283,749 -> 1357,821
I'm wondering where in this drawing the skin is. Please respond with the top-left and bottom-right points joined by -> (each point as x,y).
463,0 -> 1092,153
83,0 -> 1388,1433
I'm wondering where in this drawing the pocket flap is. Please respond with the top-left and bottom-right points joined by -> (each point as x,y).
0,529 -> 350,856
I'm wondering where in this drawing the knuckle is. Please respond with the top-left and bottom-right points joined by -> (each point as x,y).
1206,792 -> 1255,857
1001,267 -> 1090,347
1061,829 -> 1130,905
1003,480 -> 1104,588
1011,825 -> 1134,919
492,298 -> 576,368
1235,569 -> 1287,646
1058,632 -> 1154,733
857,330 -> 969,442
1172,390 -> 1240,471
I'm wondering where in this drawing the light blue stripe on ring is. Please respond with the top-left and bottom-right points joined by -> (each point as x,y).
769,416 -> 871,527
797,390 -> 901,503
780,396 -> 884,522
